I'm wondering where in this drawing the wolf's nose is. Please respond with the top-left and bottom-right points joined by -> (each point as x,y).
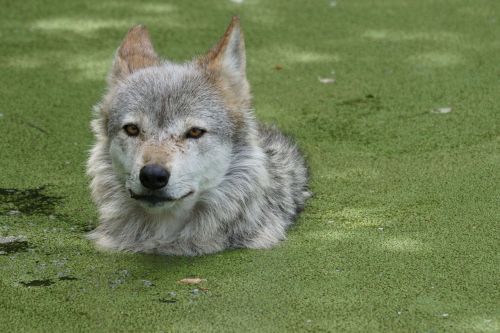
139,164 -> 170,190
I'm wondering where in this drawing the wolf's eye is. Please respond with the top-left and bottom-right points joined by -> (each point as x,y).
123,124 -> 140,137
186,127 -> 206,139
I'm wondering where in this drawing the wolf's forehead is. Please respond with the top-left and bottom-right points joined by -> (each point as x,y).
113,64 -> 219,120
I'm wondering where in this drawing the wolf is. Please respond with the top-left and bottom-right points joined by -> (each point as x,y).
87,17 -> 310,256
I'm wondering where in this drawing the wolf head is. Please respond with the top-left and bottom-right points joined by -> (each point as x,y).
91,17 -> 254,214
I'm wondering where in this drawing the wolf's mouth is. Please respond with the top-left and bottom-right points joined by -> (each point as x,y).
129,190 -> 193,204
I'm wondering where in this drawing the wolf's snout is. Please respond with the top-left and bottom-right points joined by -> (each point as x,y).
139,164 -> 170,190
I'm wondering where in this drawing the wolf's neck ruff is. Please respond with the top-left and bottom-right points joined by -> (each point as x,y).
87,17 -> 310,256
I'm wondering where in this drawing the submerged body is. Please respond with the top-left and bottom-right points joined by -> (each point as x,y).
87,18 -> 310,255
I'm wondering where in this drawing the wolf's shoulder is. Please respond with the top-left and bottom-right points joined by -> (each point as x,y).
256,122 -> 310,209
257,123 -> 305,164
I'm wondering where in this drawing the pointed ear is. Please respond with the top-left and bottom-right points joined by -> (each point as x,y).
199,17 -> 250,107
109,25 -> 159,85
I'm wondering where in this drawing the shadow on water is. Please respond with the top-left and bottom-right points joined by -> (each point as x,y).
18,276 -> 78,288
338,94 -> 382,110
58,276 -> 78,281
0,186 -> 63,217
20,279 -> 55,287
0,236 -> 29,253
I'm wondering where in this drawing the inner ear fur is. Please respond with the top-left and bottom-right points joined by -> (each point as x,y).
109,25 -> 159,85
198,17 -> 251,109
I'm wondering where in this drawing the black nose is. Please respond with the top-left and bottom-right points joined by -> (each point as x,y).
139,164 -> 170,190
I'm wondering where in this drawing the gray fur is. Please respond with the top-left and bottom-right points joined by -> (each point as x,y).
87,20 -> 310,256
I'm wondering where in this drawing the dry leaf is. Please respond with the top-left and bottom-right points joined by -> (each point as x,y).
431,107 -> 452,114
318,77 -> 335,84
177,277 -> 204,285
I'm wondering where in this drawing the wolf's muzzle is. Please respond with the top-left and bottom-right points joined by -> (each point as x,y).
139,164 -> 170,190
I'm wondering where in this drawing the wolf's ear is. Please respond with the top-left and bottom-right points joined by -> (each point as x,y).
109,25 -> 159,85
199,17 -> 250,107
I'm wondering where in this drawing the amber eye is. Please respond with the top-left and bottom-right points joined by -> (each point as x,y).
123,124 -> 140,137
186,127 -> 206,139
